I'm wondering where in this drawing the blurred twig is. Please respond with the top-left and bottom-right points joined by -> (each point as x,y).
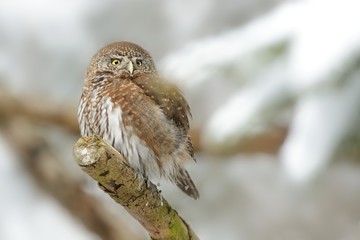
204,127 -> 288,156
74,136 -> 199,240
0,87 -> 79,133
2,118 -> 142,240
0,87 -> 286,156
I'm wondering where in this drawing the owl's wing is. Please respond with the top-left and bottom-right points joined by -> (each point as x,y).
132,74 -> 195,158
132,74 -> 191,132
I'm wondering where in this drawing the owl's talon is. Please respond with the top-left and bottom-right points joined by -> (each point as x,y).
137,177 -> 144,191
146,179 -> 151,188
137,183 -> 142,191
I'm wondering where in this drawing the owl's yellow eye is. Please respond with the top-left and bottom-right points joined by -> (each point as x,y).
136,59 -> 143,66
111,59 -> 121,65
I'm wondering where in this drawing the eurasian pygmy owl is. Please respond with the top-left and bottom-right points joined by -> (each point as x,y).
78,42 -> 199,199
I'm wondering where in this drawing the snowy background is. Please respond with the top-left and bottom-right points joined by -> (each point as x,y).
1,0 -> 360,239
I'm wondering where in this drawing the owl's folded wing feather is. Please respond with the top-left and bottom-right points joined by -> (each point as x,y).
132,74 -> 191,133
132,74 -> 195,158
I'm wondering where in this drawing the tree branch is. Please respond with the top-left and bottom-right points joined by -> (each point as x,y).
73,136 -> 199,240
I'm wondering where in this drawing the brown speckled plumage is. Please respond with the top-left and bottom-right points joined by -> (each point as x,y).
78,42 -> 199,199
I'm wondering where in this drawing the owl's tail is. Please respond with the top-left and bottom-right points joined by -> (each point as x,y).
174,168 -> 199,199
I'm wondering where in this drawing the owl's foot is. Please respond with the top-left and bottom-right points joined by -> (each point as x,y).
156,183 -> 163,205
147,181 -> 163,205
135,174 -> 154,190
136,174 -> 145,191
135,174 -> 163,205
146,178 -> 151,188
145,179 -> 158,194
145,180 -> 164,205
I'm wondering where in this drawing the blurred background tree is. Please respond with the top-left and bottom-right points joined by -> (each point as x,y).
1,0 -> 360,239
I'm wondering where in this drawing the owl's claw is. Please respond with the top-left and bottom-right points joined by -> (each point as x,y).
136,174 -> 145,191
146,179 -> 151,188
131,172 -> 165,205
137,180 -> 142,191
140,177 -> 163,206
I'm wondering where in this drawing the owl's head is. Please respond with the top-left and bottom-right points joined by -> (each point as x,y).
87,41 -> 156,78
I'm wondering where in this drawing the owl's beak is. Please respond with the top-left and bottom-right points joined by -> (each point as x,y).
127,61 -> 134,74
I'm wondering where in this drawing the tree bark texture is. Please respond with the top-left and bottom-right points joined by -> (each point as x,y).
73,136 -> 199,240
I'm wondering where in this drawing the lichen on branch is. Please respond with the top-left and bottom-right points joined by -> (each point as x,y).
73,136 -> 199,240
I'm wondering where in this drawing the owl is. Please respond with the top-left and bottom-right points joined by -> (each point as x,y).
78,42 -> 199,199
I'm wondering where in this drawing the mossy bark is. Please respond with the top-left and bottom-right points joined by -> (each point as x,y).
73,136 -> 199,240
